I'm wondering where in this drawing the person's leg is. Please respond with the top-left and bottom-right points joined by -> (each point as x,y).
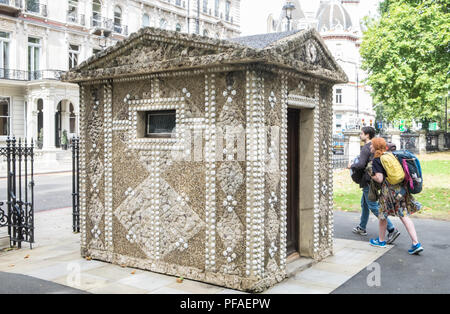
379,218 -> 388,242
399,216 -> 419,245
359,187 -> 370,230
364,187 -> 396,231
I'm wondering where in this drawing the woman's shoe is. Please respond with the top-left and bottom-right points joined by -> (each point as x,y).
408,243 -> 424,255
370,238 -> 387,248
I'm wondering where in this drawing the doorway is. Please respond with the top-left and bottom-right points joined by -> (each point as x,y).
287,108 -> 300,256
55,102 -> 62,148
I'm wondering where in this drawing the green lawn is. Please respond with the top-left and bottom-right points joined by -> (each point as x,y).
334,152 -> 450,221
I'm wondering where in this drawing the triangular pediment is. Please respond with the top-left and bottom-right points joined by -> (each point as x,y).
264,28 -> 347,80
76,27 -> 238,72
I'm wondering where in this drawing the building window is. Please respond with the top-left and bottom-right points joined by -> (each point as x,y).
0,97 -> 10,136
175,0 -> 181,6
203,29 -> 209,37
160,19 -> 167,30
68,0 -> 78,23
225,1 -> 230,21
69,103 -> 76,133
336,114 -> 342,120
69,44 -> 79,70
144,110 -> 176,138
114,6 -> 122,33
176,23 -> 182,32
215,0 -> 219,17
28,37 -> 41,80
335,88 -> 342,104
0,32 -> 10,78
26,0 -> 40,13
203,0 -> 208,13
92,0 -> 101,27
142,13 -> 150,27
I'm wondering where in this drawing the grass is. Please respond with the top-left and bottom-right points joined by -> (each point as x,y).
333,151 -> 450,221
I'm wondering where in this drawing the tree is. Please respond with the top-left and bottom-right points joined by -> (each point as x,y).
360,0 -> 449,124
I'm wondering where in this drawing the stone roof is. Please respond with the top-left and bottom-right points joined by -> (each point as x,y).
228,30 -> 301,49
63,26 -> 347,84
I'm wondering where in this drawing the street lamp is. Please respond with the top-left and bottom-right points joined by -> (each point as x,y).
283,2 -> 295,31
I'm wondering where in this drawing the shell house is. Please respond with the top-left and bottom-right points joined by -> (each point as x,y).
64,27 -> 347,292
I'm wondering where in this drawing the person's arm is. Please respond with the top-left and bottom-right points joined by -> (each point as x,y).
371,172 -> 384,184
351,146 -> 370,170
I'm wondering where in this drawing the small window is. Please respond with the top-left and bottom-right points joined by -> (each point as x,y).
335,89 -> 342,104
145,110 -> 176,137
0,97 -> 10,136
142,13 -> 150,27
176,23 -> 182,32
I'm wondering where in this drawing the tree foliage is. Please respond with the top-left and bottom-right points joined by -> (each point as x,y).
360,0 -> 449,123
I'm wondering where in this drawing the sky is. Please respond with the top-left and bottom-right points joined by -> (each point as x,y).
240,0 -> 382,36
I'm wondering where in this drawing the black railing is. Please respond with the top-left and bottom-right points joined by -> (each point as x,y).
400,133 -> 419,154
0,0 -> 22,8
71,137 -> 80,233
91,16 -> 128,36
426,132 -> 440,152
0,68 -> 66,81
332,135 -> 349,169
25,1 -> 47,17
0,137 -> 35,249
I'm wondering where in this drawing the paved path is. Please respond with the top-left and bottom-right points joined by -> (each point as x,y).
332,210 -> 450,294
0,208 -> 391,294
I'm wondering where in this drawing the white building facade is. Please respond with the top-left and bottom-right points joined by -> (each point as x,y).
0,0 -> 240,150
268,0 -> 376,135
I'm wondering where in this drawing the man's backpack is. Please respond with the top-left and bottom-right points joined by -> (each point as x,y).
380,152 -> 405,185
392,150 -> 423,194
350,156 -> 364,184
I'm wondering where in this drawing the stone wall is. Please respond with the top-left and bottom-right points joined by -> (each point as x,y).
78,66 -> 334,292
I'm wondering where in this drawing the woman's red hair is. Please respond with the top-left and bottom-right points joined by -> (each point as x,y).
372,137 -> 387,159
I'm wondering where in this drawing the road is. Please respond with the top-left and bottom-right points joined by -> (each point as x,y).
0,172 -> 73,213
332,210 -> 450,294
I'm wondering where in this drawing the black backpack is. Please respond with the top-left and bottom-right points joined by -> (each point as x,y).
350,156 -> 365,184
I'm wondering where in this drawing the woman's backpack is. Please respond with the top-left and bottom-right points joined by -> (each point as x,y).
392,150 -> 423,194
380,152 -> 405,185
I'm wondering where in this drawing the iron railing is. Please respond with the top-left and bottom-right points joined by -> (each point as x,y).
426,132 -> 440,152
67,11 -> 85,25
332,135 -> 349,169
0,137 -> 35,249
91,16 -> 128,36
71,137 -> 80,233
0,0 -> 22,8
400,133 -> 419,155
0,68 -> 66,81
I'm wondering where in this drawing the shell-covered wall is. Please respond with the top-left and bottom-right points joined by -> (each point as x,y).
78,67 -> 334,292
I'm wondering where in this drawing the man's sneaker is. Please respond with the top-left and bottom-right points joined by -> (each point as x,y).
370,238 -> 387,248
408,243 -> 424,255
386,228 -> 401,244
352,226 -> 367,236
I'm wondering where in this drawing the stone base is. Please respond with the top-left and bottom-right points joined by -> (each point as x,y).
83,248 -> 287,292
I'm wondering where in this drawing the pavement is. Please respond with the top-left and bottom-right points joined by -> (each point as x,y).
0,207 -> 392,294
332,210 -> 450,294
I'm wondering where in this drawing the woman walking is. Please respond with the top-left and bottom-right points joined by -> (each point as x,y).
369,137 -> 424,255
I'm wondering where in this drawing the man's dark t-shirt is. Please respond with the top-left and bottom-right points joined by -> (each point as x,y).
351,142 -> 373,188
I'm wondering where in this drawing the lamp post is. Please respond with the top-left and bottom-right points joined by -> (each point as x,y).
283,2 -> 295,31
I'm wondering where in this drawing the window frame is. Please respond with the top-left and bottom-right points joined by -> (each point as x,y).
68,44 -> 80,70
144,110 -> 176,138
0,96 -> 10,137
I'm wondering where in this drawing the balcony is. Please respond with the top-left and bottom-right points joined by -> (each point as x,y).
25,1 -> 47,17
90,16 -> 128,37
0,0 -> 22,17
0,68 -> 65,81
67,11 -> 85,26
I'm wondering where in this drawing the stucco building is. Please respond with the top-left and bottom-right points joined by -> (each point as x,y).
268,0 -> 377,135
64,26 -> 347,291
0,0 -> 240,153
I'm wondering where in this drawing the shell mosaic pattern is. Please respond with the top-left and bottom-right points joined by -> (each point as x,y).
71,27 -> 342,292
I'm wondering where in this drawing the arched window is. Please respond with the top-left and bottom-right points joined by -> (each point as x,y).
142,13 -> 150,27
175,23 -> 182,32
160,18 -> 167,30
114,6 -> 122,33
92,0 -> 101,27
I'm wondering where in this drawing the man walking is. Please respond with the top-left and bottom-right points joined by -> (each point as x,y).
349,126 -> 400,244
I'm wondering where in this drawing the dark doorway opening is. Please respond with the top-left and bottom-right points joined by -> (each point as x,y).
287,108 -> 300,256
